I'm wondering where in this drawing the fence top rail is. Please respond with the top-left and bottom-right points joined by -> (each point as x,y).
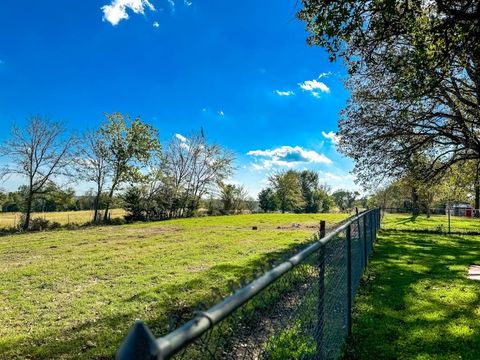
117,208 -> 379,360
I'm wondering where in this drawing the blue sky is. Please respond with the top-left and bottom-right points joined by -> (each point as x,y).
0,0 -> 357,196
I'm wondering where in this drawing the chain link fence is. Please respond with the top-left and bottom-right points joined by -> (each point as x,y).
117,209 -> 381,360
384,207 -> 480,234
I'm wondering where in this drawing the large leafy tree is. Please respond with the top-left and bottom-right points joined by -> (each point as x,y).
268,170 -> 305,213
99,113 -> 160,222
258,188 -> 279,213
298,1 -> 480,185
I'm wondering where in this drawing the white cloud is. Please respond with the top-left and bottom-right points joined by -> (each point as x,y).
153,21 -> 160,28
275,90 -> 295,97
184,0 -> 193,6
218,110 -> 225,116
247,145 -> 332,170
321,131 -> 340,145
102,0 -> 155,26
175,133 -> 187,143
299,79 -> 331,96
318,72 -> 331,79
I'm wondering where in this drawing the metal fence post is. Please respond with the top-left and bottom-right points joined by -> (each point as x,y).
363,213 -> 368,267
319,220 -> 326,239
315,221 -> 327,360
346,224 -> 352,336
116,321 -> 160,360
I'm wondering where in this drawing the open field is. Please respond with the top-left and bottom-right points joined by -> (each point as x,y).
383,212 -> 480,233
0,213 -> 347,359
346,230 -> 480,359
0,209 -> 126,229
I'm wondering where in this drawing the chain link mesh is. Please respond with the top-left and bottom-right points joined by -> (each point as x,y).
118,210 -> 381,360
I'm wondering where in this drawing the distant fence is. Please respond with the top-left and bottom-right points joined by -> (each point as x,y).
384,207 -> 480,234
117,209 -> 382,360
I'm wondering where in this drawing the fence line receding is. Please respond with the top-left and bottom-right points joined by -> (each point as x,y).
117,208 -> 382,360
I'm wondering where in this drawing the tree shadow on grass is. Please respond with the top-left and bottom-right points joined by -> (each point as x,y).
344,230 -> 480,360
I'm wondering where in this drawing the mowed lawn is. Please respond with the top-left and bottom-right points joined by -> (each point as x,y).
383,212 -> 480,233
0,213 -> 346,360
0,209 -> 126,229
346,230 -> 480,359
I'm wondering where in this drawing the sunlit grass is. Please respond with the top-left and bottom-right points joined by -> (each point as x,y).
346,230 -> 480,359
382,212 -> 480,233
0,213 -> 346,359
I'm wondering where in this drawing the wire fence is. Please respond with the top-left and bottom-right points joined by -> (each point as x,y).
117,208 -> 381,360
384,207 -> 480,234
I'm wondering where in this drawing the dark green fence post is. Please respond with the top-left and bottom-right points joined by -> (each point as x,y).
346,224 -> 352,336
319,220 -> 326,239
363,213 -> 368,267
316,224 -> 326,360
116,321 -> 159,360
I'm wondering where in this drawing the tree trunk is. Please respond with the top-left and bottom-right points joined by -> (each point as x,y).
475,163 -> 480,217
23,191 -> 33,231
103,185 -> 116,223
411,187 -> 420,216
93,186 -> 101,223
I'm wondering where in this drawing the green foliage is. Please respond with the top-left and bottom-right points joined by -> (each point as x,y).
263,323 -> 316,360
332,189 -> 359,212
99,113 -> 160,221
298,1 -> 480,187
122,186 -> 148,222
269,170 -> 305,213
258,188 -> 279,212
218,182 -> 248,214
261,170 -> 333,214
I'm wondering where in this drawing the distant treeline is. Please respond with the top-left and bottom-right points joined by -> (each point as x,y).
0,185 -> 122,213
0,114 -> 367,231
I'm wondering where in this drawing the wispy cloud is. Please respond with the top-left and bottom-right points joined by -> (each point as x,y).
321,131 -> 340,145
153,21 -> 160,28
175,133 -> 187,142
248,146 -> 332,170
275,90 -> 295,97
218,110 -> 225,117
318,72 -> 331,79
102,0 -> 155,26
298,79 -> 330,98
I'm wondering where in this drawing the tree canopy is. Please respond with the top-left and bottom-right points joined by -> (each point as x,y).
299,1 -> 480,186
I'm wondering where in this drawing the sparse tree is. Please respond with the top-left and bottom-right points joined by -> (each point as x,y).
0,116 -> 75,230
163,132 -> 234,217
219,182 -> 249,214
78,130 -> 111,222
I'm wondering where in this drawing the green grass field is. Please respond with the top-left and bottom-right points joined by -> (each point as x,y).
346,230 -> 480,359
383,212 -> 480,233
0,209 -> 126,229
0,213 -> 346,360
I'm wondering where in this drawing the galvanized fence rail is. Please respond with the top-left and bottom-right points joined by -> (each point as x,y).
117,208 -> 382,360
